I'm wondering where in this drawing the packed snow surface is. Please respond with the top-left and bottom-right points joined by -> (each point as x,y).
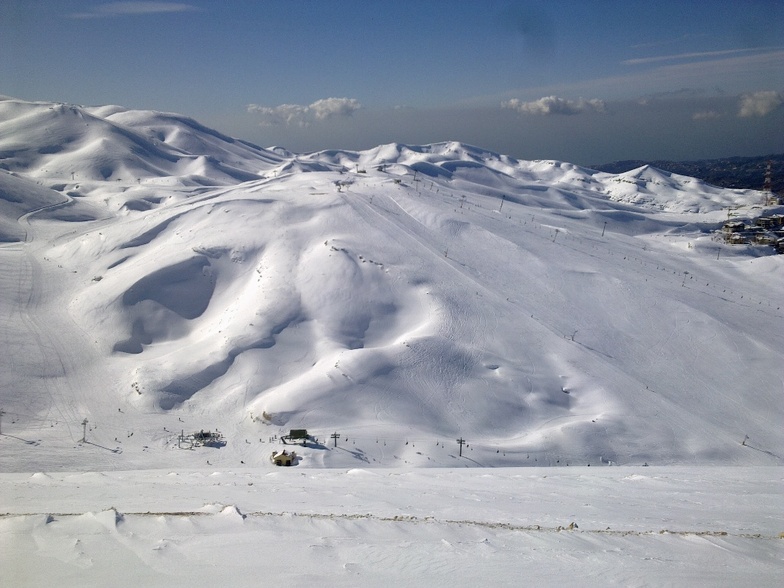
2,467 -> 781,587
1,97 -> 782,585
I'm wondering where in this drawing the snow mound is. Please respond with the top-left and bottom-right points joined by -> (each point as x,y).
0,170 -> 68,241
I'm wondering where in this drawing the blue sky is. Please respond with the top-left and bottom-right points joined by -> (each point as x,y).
2,0 -> 782,164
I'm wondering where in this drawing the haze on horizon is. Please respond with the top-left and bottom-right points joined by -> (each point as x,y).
1,0 -> 783,165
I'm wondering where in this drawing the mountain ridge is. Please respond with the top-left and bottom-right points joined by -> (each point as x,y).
593,154 -> 784,193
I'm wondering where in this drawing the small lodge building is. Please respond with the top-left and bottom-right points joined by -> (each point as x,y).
282,429 -> 310,445
755,217 -> 777,229
754,233 -> 777,245
271,450 -> 296,466
722,221 -> 746,234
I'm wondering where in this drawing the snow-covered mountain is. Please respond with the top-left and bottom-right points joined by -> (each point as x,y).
2,95 -> 782,586
0,96 -> 781,472
0,99 -> 283,187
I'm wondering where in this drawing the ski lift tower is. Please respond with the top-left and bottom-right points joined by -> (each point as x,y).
763,160 -> 777,205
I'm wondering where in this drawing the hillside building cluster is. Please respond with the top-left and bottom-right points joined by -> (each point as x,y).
721,214 -> 784,253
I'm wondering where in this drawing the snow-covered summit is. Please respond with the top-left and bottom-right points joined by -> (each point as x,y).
603,164 -> 759,212
0,97 -> 283,186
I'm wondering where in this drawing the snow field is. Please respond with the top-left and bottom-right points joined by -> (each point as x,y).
1,467 -> 781,587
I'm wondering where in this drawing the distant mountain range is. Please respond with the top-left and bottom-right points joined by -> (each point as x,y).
593,154 -> 784,193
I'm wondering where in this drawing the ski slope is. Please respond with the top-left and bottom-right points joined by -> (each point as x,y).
0,96 -> 781,585
1,97 -> 781,470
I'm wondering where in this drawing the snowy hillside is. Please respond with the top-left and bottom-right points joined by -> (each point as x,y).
0,99 -> 282,186
1,96 -> 782,586
1,96 -> 782,472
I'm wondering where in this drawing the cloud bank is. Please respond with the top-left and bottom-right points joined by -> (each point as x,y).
502,96 -> 606,116
247,98 -> 362,127
70,2 -> 198,18
738,91 -> 783,117
226,91 -> 783,167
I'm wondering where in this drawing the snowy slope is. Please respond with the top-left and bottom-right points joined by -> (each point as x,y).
0,98 -> 282,187
603,164 -> 759,212
1,96 -> 782,587
0,97 -> 781,473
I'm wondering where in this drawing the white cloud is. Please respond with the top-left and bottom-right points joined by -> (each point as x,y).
70,2 -> 198,18
247,104 -> 310,127
622,47 -> 766,66
309,98 -> 362,120
738,90 -> 783,117
692,110 -> 722,120
502,96 -> 606,116
247,98 -> 362,127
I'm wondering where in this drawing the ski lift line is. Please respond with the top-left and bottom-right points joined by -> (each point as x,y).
0,409 -> 59,422
517,220 -> 783,314
450,190 -> 679,266
43,381 -> 78,444
376,191 -> 506,303
474,203 -> 780,313
338,434 -> 560,456
0,411 -> 201,440
341,190 -> 489,297
387,176 -> 782,313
